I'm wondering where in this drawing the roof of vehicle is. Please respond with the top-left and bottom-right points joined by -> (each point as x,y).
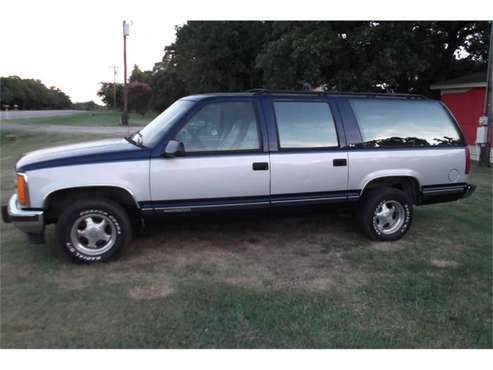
182,89 -> 428,101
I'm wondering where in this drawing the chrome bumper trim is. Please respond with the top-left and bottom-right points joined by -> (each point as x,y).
3,194 -> 44,234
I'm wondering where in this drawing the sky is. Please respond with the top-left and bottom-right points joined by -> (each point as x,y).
0,0 -> 184,103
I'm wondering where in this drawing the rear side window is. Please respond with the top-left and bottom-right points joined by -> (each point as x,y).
349,99 -> 463,148
274,101 -> 338,148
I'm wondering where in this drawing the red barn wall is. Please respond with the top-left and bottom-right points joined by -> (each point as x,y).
440,87 -> 485,145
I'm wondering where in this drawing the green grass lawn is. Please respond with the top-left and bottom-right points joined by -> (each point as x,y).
3,111 -> 156,127
0,130 -> 491,348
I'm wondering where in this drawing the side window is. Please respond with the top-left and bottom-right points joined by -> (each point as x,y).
273,101 -> 338,148
349,99 -> 463,148
175,101 -> 260,152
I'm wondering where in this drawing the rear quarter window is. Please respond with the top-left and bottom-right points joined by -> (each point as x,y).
349,99 -> 463,148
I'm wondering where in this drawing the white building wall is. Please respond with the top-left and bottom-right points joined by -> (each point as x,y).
469,144 -> 493,163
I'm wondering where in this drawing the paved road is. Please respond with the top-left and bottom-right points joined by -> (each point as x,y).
1,122 -> 139,135
0,110 -> 85,120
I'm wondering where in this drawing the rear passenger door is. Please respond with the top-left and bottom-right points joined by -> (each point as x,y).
266,98 -> 349,205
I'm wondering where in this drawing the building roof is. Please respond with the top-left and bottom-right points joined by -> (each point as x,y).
430,71 -> 487,90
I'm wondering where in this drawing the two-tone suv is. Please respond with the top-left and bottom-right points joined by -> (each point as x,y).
2,90 -> 476,262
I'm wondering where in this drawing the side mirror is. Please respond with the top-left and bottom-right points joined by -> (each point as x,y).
164,140 -> 185,158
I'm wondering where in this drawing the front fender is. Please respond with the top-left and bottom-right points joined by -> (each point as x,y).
24,161 -> 150,209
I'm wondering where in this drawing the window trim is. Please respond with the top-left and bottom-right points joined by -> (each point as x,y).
272,99 -> 341,151
169,99 -> 265,156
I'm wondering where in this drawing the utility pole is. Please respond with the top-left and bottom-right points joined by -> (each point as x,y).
479,21 -> 492,167
109,65 -> 119,111
121,20 -> 130,126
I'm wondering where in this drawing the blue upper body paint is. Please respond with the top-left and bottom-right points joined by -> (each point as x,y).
16,138 -> 151,172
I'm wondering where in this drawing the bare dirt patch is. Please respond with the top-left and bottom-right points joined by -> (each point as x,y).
128,284 -> 174,300
370,243 -> 406,252
430,259 -> 460,268
52,213 -> 369,294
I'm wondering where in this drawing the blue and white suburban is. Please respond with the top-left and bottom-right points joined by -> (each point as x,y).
2,90 -> 476,263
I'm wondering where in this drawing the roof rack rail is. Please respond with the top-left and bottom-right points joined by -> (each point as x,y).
246,89 -> 427,100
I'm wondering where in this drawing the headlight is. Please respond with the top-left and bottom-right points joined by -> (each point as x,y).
16,173 -> 29,206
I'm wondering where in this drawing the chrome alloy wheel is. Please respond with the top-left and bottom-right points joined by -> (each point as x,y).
374,200 -> 406,235
70,213 -> 117,255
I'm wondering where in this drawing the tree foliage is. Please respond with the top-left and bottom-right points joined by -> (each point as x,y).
72,100 -> 103,111
129,65 -> 152,84
97,82 -> 123,109
165,21 -> 273,92
97,21 -> 490,111
128,81 -> 152,115
256,21 -> 490,95
149,63 -> 188,112
1,76 -> 72,109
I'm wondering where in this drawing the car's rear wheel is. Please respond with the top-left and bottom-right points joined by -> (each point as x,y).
56,198 -> 132,263
358,187 -> 413,241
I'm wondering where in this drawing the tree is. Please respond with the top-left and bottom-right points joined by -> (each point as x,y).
128,81 -> 152,115
165,21 -> 273,93
1,76 -> 72,109
95,21 -> 490,111
149,60 -> 188,112
72,101 -> 103,111
97,82 -> 123,109
129,65 -> 152,84
255,21 -> 490,95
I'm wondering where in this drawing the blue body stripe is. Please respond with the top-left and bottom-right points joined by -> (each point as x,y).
18,150 -> 151,172
140,190 -> 362,211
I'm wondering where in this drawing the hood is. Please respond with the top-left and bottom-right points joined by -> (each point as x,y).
16,138 -> 150,172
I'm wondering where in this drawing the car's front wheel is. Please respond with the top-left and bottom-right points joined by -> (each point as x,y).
358,187 -> 413,241
56,198 -> 132,263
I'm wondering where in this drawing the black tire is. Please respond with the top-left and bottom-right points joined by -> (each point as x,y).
56,197 -> 132,263
357,187 -> 413,241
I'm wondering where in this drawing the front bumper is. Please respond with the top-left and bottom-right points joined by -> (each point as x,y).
2,194 -> 44,235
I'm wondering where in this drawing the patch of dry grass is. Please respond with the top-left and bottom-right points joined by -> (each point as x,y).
50,213 -> 369,298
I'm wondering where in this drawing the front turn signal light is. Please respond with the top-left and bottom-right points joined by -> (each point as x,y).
17,174 -> 28,206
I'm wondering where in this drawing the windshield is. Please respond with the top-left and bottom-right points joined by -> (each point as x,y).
136,99 -> 194,147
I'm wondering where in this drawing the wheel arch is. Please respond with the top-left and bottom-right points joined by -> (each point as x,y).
43,185 -> 140,223
361,175 -> 421,204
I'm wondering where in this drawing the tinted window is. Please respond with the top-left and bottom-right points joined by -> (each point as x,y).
274,101 -> 338,148
175,101 -> 260,152
349,99 -> 463,148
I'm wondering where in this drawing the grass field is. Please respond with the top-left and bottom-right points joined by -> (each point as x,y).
0,130 -> 491,348
3,111 -> 156,127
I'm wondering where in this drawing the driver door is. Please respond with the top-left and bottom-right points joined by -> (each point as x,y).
148,99 -> 270,212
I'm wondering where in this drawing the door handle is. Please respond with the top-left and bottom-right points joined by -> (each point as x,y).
333,158 -> 347,167
252,162 -> 269,171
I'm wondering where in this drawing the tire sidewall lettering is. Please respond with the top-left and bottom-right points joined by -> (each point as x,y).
371,198 -> 412,237
65,208 -> 122,261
